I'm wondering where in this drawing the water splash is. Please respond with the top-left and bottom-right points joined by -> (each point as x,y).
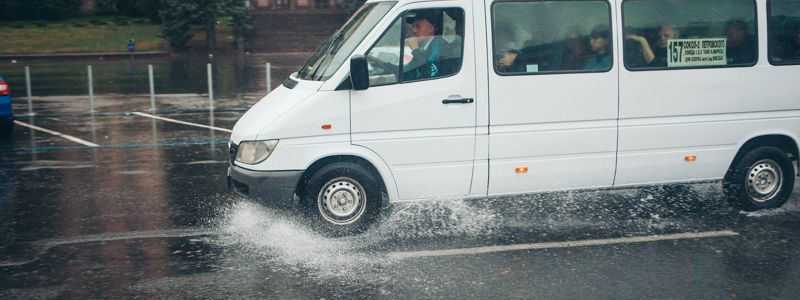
214,201 -> 389,281
376,198 -> 502,239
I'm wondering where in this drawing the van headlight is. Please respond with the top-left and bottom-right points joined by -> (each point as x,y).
236,140 -> 279,165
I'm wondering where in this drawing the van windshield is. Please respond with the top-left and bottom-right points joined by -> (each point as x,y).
297,2 -> 396,81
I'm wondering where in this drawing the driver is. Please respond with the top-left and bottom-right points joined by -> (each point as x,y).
403,11 -> 446,81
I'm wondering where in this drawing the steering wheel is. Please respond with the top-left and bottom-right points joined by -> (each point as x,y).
367,55 -> 398,75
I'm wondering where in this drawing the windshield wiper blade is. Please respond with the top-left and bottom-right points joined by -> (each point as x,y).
300,36 -> 334,79
328,32 -> 345,55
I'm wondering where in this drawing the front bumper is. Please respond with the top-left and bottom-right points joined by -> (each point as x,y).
227,164 -> 304,207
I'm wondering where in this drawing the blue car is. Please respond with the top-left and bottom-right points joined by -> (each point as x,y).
0,75 -> 12,137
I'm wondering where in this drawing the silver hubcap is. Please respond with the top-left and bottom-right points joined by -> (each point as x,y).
746,159 -> 783,202
317,178 -> 366,225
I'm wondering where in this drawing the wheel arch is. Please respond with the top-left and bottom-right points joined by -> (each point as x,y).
295,154 -> 396,207
728,133 -> 799,178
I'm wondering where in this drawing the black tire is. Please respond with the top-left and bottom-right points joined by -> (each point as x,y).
724,146 -> 796,211
301,161 -> 382,236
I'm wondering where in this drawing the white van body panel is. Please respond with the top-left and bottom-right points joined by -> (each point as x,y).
256,89 -> 350,141
350,0 -> 478,201
230,77 -> 323,144
615,111 -> 800,186
485,0 -> 619,195
614,0 -> 800,186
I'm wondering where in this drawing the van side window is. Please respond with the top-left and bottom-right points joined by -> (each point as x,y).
622,0 -> 758,70
492,1 -> 612,75
768,0 -> 800,65
365,8 -> 465,87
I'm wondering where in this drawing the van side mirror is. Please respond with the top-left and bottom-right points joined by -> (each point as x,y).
350,55 -> 369,91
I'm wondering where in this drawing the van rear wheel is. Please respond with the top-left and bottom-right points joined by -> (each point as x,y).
302,162 -> 380,236
724,146 -> 795,211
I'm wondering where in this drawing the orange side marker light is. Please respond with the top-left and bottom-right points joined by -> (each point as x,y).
685,155 -> 697,162
516,167 -> 529,174
321,124 -> 332,130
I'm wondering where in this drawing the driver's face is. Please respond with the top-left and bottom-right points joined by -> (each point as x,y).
412,19 -> 435,38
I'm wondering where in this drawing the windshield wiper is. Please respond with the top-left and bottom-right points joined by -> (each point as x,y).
307,33 -> 344,80
328,32 -> 345,55
300,36 -> 334,79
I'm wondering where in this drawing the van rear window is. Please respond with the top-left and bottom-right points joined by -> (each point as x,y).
622,0 -> 758,70
491,0 -> 613,75
768,0 -> 800,65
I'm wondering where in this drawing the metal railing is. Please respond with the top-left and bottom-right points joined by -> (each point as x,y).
18,62 -> 276,115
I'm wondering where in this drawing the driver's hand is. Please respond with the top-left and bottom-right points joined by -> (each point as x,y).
499,52 -> 518,66
407,37 -> 420,50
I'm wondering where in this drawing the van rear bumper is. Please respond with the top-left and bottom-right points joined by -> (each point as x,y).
227,164 -> 304,206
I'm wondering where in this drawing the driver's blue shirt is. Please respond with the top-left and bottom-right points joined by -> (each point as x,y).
404,37 -> 443,80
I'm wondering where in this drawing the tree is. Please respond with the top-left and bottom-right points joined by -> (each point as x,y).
228,0 -> 252,50
158,0 -> 197,50
94,0 -> 162,21
0,0 -> 83,20
158,0 -> 251,50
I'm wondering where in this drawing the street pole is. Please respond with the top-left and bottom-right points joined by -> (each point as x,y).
207,63 -> 214,108
87,65 -> 95,112
266,62 -> 272,93
148,64 -> 156,112
25,66 -> 33,115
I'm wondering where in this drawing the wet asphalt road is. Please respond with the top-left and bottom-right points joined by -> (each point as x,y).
1,99 -> 800,299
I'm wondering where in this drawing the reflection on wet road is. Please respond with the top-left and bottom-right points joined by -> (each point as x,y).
2,107 -> 800,298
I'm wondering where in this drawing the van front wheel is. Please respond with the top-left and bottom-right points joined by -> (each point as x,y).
724,146 -> 795,211
302,162 -> 380,235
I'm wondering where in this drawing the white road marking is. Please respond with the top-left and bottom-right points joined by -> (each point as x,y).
133,112 -> 233,133
14,120 -> 99,147
389,230 -> 739,259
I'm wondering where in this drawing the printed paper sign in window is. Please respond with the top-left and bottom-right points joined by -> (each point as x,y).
667,38 -> 728,68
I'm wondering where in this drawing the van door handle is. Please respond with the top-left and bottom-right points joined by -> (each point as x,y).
442,98 -> 474,104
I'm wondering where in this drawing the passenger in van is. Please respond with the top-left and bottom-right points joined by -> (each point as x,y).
583,26 -> 612,70
725,19 -> 756,65
626,25 -> 677,68
494,23 -> 524,73
561,28 -> 593,70
776,24 -> 800,61
403,12 -> 446,81
625,32 -> 655,68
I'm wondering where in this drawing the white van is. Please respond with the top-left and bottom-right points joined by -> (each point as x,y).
229,0 -> 800,234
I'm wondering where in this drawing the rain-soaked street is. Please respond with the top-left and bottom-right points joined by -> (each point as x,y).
0,73 -> 799,298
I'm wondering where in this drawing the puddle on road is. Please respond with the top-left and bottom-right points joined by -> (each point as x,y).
206,183 -> 745,282
741,196 -> 800,217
